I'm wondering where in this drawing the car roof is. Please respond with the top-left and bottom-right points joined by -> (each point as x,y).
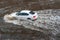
20,10 -> 31,13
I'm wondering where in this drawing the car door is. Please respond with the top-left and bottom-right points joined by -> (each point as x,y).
16,12 -> 29,20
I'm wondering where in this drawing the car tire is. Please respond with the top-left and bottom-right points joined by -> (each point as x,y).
27,18 -> 31,20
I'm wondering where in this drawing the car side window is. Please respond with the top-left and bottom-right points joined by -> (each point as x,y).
16,13 -> 29,16
22,13 -> 29,15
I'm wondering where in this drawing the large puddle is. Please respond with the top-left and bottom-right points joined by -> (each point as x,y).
3,10 -> 60,35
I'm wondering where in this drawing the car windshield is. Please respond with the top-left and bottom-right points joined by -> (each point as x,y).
29,11 -> 35,14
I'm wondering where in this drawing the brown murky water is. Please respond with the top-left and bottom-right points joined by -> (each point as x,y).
0,0 -> 60,40
0,18 -> 50,40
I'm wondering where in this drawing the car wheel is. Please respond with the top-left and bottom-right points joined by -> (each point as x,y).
27,18 -> 31,20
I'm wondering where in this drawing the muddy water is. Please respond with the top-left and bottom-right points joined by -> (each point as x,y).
0,17 -> 50,40
0,10 -> 50,40
0,10 -> 60,40
0,15 -> 50,40
0,0 -> 60,40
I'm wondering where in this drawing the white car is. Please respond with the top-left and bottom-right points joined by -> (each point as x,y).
10,10 -> 38,21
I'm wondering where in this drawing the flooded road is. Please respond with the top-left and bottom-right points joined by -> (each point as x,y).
0,0 -> 60,40
1,9 -> 60,40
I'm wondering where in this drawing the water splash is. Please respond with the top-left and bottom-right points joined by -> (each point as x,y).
3,10 -> 60,36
